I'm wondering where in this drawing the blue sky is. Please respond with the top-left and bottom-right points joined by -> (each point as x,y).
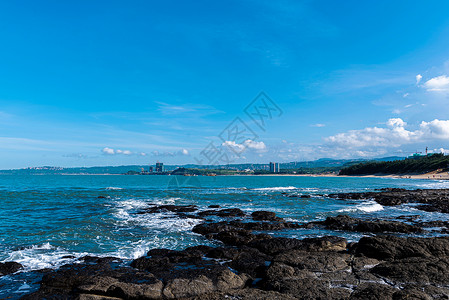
1,0 -> 449,168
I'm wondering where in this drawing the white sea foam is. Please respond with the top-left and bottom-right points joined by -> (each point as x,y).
253,186 -> 297,191
416,181 -> 449,189
106,187 -> 123,190
112,198 -> 202,231
337,201 -> 383,213
2,243 -> 84,271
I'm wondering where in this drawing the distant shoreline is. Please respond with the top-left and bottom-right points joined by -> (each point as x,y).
1,172 -> 445,180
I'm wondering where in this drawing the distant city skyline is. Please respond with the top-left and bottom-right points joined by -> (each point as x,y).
1,1 -> 449,169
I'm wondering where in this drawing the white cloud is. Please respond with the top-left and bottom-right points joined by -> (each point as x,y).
244,140 -> 267,151
325,118 -> 449,149
222,139 -> 267,153
431,148 -> 449,155
102,147 -> 115,155
423,75 -> 449,92
181,149 -> 189,155
419,119 -> 449,139
310,123 -> 326,127
102,147 -> 133,155
416,74 -> 422,84
386,118 -> 406,128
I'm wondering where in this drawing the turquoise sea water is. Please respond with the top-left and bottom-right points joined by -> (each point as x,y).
1,175 -> 449,297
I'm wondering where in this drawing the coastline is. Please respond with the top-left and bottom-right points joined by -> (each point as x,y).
17,188 -> 449,299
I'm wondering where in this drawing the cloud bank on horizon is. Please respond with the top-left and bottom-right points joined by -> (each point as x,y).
1,1 -> 449,168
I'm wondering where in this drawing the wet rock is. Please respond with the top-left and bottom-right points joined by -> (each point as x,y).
192,220 -> 301,246
349,283 -> 396,300
274,250 -> 351,273
371,257 -> 449,285
198,208 -> 246,218
251,211 -> 282,221
22,260 -> 163,299
319,215 -> 423,233
141,204 -> 198,214
353,236 -> 449,260
214,230 -> 271,246
0,261 -> 23,276
265,277 -> 351,299
300,194 -> 311,198
300,236 -> 348,252
208,205 -> 220,208
132,252 -> 249,299
225,247 -> 271,278
248,237 -> 305,255
249,236 -> 348,256
329,189 -> 449,213
187,288 -> 299,300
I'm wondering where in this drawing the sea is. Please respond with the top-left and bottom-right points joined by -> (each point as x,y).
1,174 -> 449,297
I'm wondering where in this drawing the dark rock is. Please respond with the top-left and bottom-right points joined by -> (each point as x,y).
300,194 -> 311,198
251,211 -> 281,221
248,237 -> 305,255
0,261 -> 23,276
192,220 -> 301,246
198,208 -> 246,218
329,189 -> 449,213
214,230 -> 271,246
349,283 -> 396,300
372,257 -> 449,285
22,259 -> 163,299
300,236 -> 348,252
353,236 -> 449,260
274,250 -> 351,273
140,204 -> 198,214
392,286 -> 433,300
319,215 -> 423,233
225,247 -> 271,278
249,236 -> 348,256
208,205 -> 220,208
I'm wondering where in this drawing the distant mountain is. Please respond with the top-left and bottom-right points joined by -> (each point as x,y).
0,156 -> 407,175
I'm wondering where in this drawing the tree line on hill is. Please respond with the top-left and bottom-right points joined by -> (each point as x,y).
339,153 -> 449,175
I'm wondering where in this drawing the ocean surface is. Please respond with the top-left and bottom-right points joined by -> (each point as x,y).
1,174 -> 449,297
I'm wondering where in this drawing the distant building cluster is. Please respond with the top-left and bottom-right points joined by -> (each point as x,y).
269,162 -> 280,173
140,162 -> 164,174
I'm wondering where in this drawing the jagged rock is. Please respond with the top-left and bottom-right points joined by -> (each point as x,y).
0,261 -> 23,276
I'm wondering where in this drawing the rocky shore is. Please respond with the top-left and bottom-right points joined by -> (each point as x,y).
5,189 -> 449,299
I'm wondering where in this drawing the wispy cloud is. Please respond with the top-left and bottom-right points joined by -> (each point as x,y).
151,149 -> 190,157
310,123 -> 325,127
155,101 -> 223,116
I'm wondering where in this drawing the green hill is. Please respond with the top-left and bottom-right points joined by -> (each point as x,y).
339,154 -> 449,175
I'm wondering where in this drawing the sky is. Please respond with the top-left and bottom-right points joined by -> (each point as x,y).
1,0 -> 449,169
